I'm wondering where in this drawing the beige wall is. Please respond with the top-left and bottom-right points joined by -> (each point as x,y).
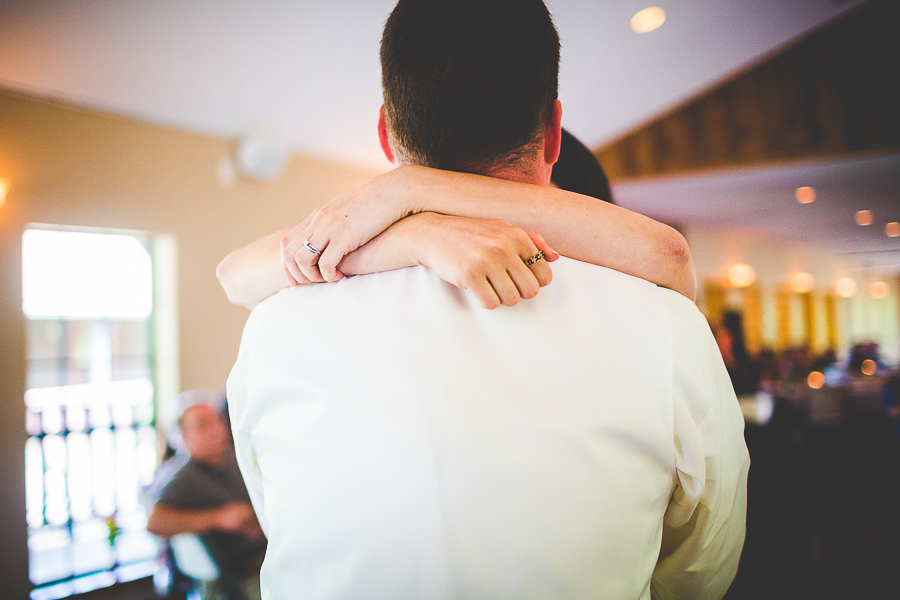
0,88 -> 381,594
1,88 -> 382,388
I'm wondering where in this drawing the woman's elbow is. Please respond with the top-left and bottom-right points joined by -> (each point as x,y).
659,228 -> 697,302
216,254 -> 244,307
658,227 -> 689,260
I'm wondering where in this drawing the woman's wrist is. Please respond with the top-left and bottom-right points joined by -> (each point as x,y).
404,212 -> 443,270
389,165 -> 442,217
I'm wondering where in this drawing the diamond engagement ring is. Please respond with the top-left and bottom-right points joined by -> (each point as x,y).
303,240 -> 323,257
524,250 -> 545,266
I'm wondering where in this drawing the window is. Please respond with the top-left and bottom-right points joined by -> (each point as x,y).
22,226 -> 169,599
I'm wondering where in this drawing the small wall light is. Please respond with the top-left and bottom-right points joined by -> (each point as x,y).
790,272 -> 815,294
0,177 -> 10,209
835,277 -> 857,298
869,281 -> 889,300
727,263 -> 755,288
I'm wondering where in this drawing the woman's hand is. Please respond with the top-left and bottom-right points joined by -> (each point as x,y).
404,213 -> 559,309
281,169 -> 417,284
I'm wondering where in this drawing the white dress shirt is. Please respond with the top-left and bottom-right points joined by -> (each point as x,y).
227,258 -> 749,600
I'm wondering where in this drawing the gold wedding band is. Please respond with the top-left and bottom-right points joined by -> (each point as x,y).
524,250 -> 545,266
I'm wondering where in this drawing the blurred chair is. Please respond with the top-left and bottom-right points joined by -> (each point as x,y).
170,534 -> 220,583
154,534 -> 250,600
845,375 -> 886,418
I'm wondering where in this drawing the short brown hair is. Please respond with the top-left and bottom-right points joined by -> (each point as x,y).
381,0 -> 560,175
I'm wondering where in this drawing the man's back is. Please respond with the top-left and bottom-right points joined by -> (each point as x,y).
227,259 -> 749,599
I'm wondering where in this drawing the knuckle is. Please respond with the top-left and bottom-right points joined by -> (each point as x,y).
465,262 -> 487,280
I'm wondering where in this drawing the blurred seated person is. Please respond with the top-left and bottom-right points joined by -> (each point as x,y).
147,391 -> 266,600
848,341 -> 888,375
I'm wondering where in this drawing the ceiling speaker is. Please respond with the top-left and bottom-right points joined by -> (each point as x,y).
234,135 -> 288,181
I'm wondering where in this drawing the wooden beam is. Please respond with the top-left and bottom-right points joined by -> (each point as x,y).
596,0 -> 900,180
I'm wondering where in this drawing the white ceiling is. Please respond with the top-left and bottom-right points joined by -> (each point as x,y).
0,0 -> 870,166
1,0 -> 897,270
615,153 -> 900,266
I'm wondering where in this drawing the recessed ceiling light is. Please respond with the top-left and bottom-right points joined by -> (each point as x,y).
727,263 -> 755,288
790,272 -> 815,294
886,222 -> 900,237
835,277 -> 857,298
856,209 -> 873,226
794,186 -> 815,204
869,280 -> 888,299
630,7 -> 666,33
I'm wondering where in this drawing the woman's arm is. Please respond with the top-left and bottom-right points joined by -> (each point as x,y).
217,212 -> 557,309
217,228 -> 293,309
283,165 -> 697,300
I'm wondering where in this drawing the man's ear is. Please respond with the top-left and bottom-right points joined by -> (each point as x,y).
378,106 -> 396,164
544,99 -> 563,166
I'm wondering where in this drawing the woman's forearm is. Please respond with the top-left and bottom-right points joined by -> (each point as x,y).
216,228 -> 292,308
396,166 -> 697,300
338,216 -> 427,276
216,222 -> 428,308
217,212 -> 554,311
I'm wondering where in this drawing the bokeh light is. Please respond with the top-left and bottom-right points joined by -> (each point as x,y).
861,359 -> 877,376
886,222 -> 900,238
807,371 -> 825,389
856,210 -> 873,226
630,7 -> 666,33
0,177 -> 9,209
835,277 -> 857,298
869,280 -> 888,299
727,263 -> 756,288
794,186 -> 816,204
790,272 -> 815,294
